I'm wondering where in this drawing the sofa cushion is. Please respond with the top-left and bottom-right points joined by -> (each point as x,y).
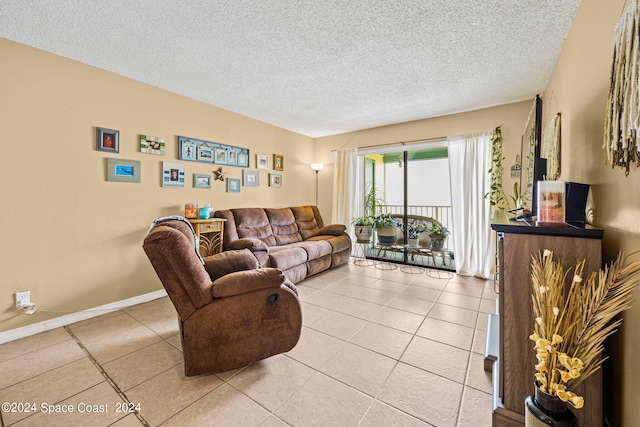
288,240 -> 333,260
268,247 -> 308,271
307,234 -> 352,253
318,224 -> 347,236
265,208 -> 303,245
291,206 -> 320,239
233,208 -> 277,247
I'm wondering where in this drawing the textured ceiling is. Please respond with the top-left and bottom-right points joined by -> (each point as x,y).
0,1 -> 581,137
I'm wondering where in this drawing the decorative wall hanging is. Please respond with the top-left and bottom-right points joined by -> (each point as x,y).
213,167 -> 225,181
273,154 -> 284,171
256,154 -> 269,169
541,113 -> 561,180
106,158 -> 140,182
140,134 -> 165,155
243,170 -> 260,187
487,126 -> 509,211
178,136 -> 249,167
162,161 -> 185,188
604,0 -> 640,176
227,178 -> 240,193
193,174 -> 212,188
96,127 -> 119,153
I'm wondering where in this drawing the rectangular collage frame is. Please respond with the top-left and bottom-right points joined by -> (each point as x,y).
178,136 -> 249,167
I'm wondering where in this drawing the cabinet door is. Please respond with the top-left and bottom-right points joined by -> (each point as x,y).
500,232 -> 602,426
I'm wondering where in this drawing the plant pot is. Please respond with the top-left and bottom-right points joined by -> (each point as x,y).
408,238 -> 420,248
354,225 -> 373,243
376,226 -> 397,245
525,384 -> 577,427
429,234 -> 447,251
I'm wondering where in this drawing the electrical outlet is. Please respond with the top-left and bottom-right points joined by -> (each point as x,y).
16,290 -> 30,309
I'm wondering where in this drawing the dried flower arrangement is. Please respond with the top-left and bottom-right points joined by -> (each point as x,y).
529,250 -> 640,409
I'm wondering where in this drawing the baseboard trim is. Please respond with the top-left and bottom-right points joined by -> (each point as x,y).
0,289 -> 168,344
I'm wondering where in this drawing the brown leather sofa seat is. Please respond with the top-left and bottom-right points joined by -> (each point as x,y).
214,205 -> 351,283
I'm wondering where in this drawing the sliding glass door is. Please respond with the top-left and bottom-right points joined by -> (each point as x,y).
360,144 -> 454,271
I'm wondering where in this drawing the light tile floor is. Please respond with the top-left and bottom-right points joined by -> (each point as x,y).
0,260 -> 497,426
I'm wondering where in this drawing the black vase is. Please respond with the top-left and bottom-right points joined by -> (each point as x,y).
525,385 -> 578,427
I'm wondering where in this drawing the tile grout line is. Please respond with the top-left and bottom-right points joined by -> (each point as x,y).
63,325 -> 150,427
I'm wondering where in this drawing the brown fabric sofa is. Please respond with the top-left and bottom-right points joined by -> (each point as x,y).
213,205 -> 351,283
143,219 -> 302,376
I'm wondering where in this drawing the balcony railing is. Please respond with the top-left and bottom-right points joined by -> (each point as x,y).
376,204 -> 452,233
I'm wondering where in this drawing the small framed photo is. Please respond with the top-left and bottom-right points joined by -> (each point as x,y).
163,161 -> 185,188
106,158 -> 140,182
179,137 -> 197,161
269,173 -> 282,187
273,154 -> 284,171
256,154 -> 268,170
197,145 -> 214,163
227,148 -> 239,166
215,147 -> 228,165
193,173 -> 212,188
227,177 -> 241,193
140,134 -> 165,155
96,127 -> 119,153
237,149 -> 250,167
243,169 -> 260,187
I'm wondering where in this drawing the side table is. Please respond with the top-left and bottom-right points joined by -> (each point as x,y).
188,218 -> 226,256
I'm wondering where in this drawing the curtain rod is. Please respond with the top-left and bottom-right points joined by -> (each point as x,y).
331,136 -> 446,152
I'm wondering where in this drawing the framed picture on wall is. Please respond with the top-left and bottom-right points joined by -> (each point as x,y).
227,178 -> 240,193
237,149 -> 250,167
273,154 -> 284,171
140,134 -> 165,155
243,169 -> 260,187
197,145 -> 214,163
193,173 -> 212,188
269,173 -> 282,187
162,161 -> 185,188
256,154 -> 268,169
179,138 -> 197,161
96,127 -> 119,153
227,148 -> 239,166
106,158 -> 140,182
215,147 -> 228,165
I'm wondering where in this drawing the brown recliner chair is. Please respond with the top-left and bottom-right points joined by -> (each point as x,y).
143,219 -> 302,376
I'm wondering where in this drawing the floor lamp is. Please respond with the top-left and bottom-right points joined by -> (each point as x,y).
310,163 -> 324,206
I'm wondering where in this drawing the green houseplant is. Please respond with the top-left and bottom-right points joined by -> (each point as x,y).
427,223 -> 449,251
352,216 -> 375,243
352,185 -> 385,243
374,213 -> 398,245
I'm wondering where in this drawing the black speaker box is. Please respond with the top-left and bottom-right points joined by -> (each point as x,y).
565,182 -> 590,223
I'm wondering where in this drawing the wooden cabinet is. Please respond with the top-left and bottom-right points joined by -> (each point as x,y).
188,218 -> 226,256
490,217 -> 603,427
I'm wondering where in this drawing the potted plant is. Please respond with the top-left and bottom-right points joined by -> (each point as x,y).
406,222 -> 425,247
427,223 -> 449,251
351,216 -> 375,243
374,213 -> 398,245
352,185 -> 385,243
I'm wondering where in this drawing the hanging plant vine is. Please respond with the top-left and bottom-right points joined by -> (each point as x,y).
604,0 -> 640,176
486,126 -> 510,211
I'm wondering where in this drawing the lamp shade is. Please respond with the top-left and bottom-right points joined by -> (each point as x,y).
310,163 -> 324,171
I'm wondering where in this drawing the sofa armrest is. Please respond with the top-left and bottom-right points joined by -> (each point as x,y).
318,224 -> 346,236
203,249 -> 259,282
227,238 -> 269,252
211,268 -> 286,298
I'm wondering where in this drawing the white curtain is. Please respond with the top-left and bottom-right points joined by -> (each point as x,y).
448,132 -> 493,278
332,148 -> 359,247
